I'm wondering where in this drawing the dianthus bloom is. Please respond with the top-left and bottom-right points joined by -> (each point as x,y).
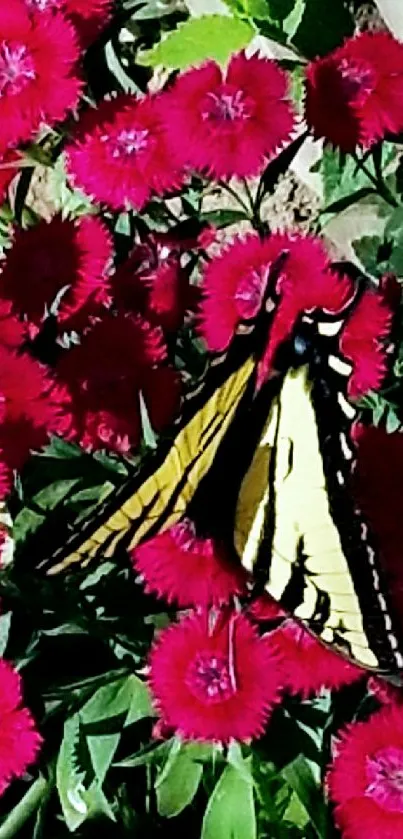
305,31 -> 403,150
0,1 -> 81,154
200,231 -> 350,360
161,51 -> 294,180
0,214 -> 113,336
150,610 -> 281,743
133,519 -> 247,607
111,234 -> 192,333
0,345 -> 71,476
56,312 -> 181,454
353,424 -> 403,628
66,94 -> 184,212
340,290 -> 392,398
25,0 -> 113,47
0,151 -> 22,205
0,659 -> 41,794
328,705 -> 403,838
265,620 -> 363,697
0,299 -> 26,348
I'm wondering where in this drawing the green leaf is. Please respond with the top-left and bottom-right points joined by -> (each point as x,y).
57,716 -> 88,832
32,479 -> 80,512
200,208 -> 250,228
105,40 -> 140,94
139,15 -> 254,70
125,674 -> 155,725
282,756 -> 328,839
201,760 -> 256,839
156,742 -> 204,818
0,611 -> 11,656
291,0 -> 354,58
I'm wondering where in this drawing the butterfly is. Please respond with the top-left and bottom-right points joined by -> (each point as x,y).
27,261 -> 403,680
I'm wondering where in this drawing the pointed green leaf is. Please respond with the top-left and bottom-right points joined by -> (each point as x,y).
156,742 -> 204,818
139,15 -> 254,70
201,760 -> 256,839
282,756 -> 329,839
56,716 -> 88,832
0,611 -> 12,656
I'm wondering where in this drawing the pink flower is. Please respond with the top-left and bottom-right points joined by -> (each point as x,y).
56,312 -> 181,455
0,214 -> 113,336
0,1 -> 81,154
340,289 -> 392,398
150,610 -> 281,743
200,232 -> 351,369
0,659 -> 41,795
0,150 -> 22,204
305,32 -> 403,150
25,0 -> 113,47
66,94 -> 184,212
0,345 -> 71,475
132,519 -> 248,607
328,705 -> 403,838
266,620 -> 364,697
111,234 -> 192,333
161,51 -> 294,180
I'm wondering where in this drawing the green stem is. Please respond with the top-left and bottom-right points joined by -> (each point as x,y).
218,181 -> 251,216
352,152 -> 398,208
0,776 -> 49,839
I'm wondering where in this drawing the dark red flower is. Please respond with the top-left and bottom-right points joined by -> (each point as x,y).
200,232 -> 351,367
266,620 -> 364,697
111,234 -> 192,333
328,705 -> 403,838
248,591 -> 286,623
66,94 -> 184,212
150,609 -> 281,743
305,32 -> 403,151
161,51 -> 294,180
368,677 -> 403,708
25,0 -> 113,48
353,424 -> 403,631
0,150 -> 22,204
0,214 -> 113,336
0,345 -> 71,474
340,289 -> 392,398
0,299 -> 26,348
0,658 -> 41,795
56,312 -> 181,454
0,1 -> 81,154
133,519 -> 248,607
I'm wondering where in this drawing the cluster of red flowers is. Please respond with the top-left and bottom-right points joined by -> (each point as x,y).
0,659 -> 41,795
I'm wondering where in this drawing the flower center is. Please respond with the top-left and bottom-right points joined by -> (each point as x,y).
202,87 -> 252,128
0,42 -> 36,97
366,747 -> 403,813
106,128 -> 150,160
337,58 -> 375,107
235,264 -> 272,320
186,652 -> 235,704
25,0 -> 63,9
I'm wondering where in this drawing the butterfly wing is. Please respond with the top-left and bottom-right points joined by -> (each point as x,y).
234,360 -> 403,674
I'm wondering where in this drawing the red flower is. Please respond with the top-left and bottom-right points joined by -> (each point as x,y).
305,32 -> 403,151
0,659 -> 41,795
0,1 -> 81,154
111,234 -> 192,333
149,610 -> 281,743
368,677 -> 403,708
0,299 -> 26,348
248,591 -> 286,622
133,519 -> 248,608
25,0 -> 113,48
328,705 -> 403,838
56,312 -> 181,454
0,150 -> 22,204
0,214 -> 113,336
340,289 -> 392,398
266,620 -> 364,698
200,232 -> 351,365
66,94 -> 184,212
0,345 -> 71,474
161,51 -> 294,180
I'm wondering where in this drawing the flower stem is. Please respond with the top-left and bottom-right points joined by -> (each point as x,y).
0,776 -> 49,839
218,181 -> 251,216
352,151 -> 398,208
